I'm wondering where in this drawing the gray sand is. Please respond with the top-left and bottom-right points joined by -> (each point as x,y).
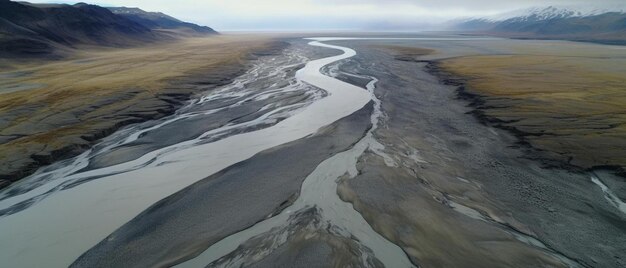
71,102 -> 374,267
331,39 -> 625,268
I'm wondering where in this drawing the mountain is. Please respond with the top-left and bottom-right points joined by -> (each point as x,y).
0,0 -> 216,58
454,6 -> 626,45
108,7 -> 216,34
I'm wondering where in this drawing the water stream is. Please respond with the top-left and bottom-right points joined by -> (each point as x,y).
177,46 -> 414,267
0,39 -> 372,267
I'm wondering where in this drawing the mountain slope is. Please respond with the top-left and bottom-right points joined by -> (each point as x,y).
0,0 -> 155,57
108,7 -> 216,34
0,0 -> 216,58
455,6 -> 626,45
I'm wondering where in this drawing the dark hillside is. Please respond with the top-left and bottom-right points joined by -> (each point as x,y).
108,7 -> 217,34
0,0 -> 216,58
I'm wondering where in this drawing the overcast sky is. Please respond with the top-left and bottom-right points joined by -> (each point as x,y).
29,0 -> 626,31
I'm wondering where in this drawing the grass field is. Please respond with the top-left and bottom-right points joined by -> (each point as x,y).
0,34 -> 277,183
439,45 -> 626,172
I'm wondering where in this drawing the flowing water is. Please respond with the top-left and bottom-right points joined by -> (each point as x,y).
0,37 -> 415,267
4,36 -> 611,268
177,50 -> 414,268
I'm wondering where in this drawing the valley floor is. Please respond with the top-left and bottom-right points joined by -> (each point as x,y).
0,35 -> 624,268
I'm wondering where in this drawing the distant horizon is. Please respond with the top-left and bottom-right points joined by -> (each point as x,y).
25,0 -> 626,31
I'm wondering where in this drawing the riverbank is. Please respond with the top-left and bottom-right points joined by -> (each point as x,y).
3,35 -> 624,267
73,102 -> 375,267
0,35 -> 284,188
0,38 -> 377,268
329,38 -> 625,268
429,50 -> 626,176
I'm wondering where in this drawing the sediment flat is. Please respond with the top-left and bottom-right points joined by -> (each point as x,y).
72,102 -> 374,267
0,38 -> 375,268
328,38 -> 625,267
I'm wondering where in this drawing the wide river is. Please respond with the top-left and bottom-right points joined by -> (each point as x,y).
0,38 -> 411,267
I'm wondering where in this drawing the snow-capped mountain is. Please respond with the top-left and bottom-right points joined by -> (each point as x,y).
450,6 -> 626,45
457,5 -> 625,25
492,5 -> 625,22
499,6 -> 584,22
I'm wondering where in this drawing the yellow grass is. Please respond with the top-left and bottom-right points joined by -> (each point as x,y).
441,50 -> 626,170
0,34 -> 277,178
0,35 -> 275,111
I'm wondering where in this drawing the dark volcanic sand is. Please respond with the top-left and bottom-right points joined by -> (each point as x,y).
329,39 -> 625,268
71,101 -> 374,267
211,207 -> 383,268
